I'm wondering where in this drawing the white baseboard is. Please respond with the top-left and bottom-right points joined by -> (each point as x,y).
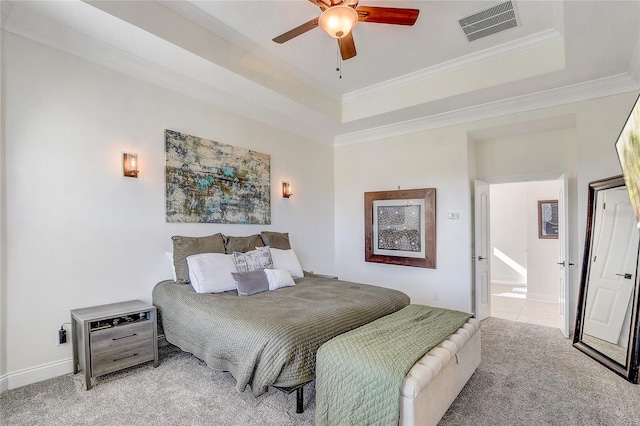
0,373 -> 8,393
526,292 -> 558,303
1,358 -> 73,393
491,278 -> 527,286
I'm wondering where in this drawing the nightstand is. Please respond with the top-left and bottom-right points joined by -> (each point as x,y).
71,300 -> 159,390
305,271 -> 339,279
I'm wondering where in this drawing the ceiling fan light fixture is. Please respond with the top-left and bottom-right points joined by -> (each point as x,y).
318,5 -> 358,39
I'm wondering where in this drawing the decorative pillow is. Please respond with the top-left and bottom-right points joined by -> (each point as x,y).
264,269 -> 296,291
232,270 -> 270,296
165,252 -> 177,281
186,253 -> 238,293
269,248 -> 304,279
232,246 -> 273,273
172,233 -> 225,284
224,234 -> 265,254
260,231 -> 291,250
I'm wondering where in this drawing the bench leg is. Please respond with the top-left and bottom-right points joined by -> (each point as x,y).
272,382 -> 307,414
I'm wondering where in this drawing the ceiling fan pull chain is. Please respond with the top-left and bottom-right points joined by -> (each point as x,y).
336,41 -> 342,79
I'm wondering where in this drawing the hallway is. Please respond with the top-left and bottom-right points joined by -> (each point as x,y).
490,283 -> 560,328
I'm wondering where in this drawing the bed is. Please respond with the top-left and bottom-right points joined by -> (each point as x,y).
155,232 -> 478,418
152,275 -> 410,399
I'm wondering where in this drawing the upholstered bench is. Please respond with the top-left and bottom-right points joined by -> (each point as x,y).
315,305 -> 481,426
400,318 -> 481,426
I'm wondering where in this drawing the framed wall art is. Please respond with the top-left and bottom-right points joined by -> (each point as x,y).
165,129 -> 271,224
538,199 -> 559,239
364,188 -> 436,269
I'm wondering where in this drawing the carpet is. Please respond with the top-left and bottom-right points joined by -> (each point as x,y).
1,317 -> 639,425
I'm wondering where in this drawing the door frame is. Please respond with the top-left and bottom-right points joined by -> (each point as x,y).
473,172 -> 573,337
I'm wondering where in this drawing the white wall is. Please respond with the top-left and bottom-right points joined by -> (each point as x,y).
335,127 -> 474,313
1,32 -> 335,388
490,180 -> 563,302
474,97 -> 637,325
3,28 -> 638,391
490,183 -> 528,285
0,29 -> 6,389
335,93 -> 637,334
524,180 -> 562,302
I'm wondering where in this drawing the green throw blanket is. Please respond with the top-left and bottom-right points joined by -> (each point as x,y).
315,304 -> 473,426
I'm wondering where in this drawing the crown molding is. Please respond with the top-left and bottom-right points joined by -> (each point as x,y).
157,0 -> 341,103
4,1 -> 639,150
1,1 -> 338,146
334,73 -> 640,147
342,29 -> 563,104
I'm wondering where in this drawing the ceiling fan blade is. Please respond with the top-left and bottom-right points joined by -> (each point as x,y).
272,18 -> 319,44
308,0 -> 329,11
356,6 -> 419,26
339,32 -> 357,60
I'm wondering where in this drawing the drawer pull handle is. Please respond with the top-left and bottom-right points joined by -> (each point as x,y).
113,353 -> 138,362
112,333 -> 137,341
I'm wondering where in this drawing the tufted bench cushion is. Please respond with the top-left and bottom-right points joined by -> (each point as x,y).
399,318 -> 481,426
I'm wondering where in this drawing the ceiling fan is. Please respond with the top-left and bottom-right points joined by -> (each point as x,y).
272,0 -> 420,61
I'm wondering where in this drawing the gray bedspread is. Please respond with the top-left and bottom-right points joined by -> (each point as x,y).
152,277 -> 409,396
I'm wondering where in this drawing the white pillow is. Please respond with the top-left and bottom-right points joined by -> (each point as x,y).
186,253 -> 238,293
165,251 -> 177,281
264,268 -> 296,291
269,248 -> 304,279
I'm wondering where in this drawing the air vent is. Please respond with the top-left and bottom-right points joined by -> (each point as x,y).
458,1 -> 519,42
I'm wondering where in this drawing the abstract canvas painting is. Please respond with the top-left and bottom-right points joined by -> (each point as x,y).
165,129 -> 271,224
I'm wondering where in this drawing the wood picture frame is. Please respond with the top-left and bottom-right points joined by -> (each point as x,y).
538,199 -> 559,239
364,188 -> 436,268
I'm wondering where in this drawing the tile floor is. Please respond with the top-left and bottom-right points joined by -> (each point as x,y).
490,283 -> 560,328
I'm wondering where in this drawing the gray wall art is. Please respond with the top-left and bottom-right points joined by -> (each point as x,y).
165,129 -> 271,224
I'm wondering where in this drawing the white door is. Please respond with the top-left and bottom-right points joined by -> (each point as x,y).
474,180 -> 491,320
558,175 -> 570,338
583,187 -> 639,344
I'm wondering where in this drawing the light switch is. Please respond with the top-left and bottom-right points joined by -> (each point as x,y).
448,213 -> 460,220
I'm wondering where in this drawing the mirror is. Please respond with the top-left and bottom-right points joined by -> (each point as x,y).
574,175 -> 640,383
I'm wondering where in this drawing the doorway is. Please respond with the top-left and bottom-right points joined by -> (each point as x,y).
489,180 -> 561,327
475,176 -> 570,335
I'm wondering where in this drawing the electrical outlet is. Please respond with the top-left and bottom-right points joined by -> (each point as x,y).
433,292 -> 439,301
58,328 -> 67,345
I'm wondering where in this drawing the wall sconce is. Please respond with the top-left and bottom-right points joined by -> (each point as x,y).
123,152 -> 139,178
282,181 -> 292,198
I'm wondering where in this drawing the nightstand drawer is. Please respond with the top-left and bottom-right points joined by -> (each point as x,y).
92,342 -> 155,377
90,321 -> 153,354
